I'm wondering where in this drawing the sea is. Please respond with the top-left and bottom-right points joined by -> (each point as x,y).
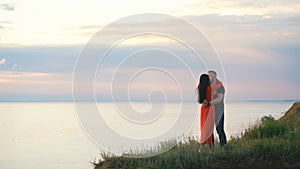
0,101 -> 294,169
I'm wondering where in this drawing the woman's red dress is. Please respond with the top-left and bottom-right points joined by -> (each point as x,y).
200,85 -> 215,145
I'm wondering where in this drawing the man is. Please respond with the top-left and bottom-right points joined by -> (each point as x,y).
208,70 -> 227,147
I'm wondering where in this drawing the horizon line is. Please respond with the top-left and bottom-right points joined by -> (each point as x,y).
0,99 -> 299,103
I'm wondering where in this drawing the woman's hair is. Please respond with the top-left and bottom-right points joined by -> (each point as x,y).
197,74 -> 210,103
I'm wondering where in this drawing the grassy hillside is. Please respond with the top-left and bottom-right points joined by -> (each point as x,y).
94,102 -> 300,169
279,102 -> 300,128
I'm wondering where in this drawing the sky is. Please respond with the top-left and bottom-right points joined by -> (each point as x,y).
0,0 -> 300,101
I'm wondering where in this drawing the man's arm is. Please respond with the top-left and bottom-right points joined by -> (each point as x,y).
210,93 -> 224,105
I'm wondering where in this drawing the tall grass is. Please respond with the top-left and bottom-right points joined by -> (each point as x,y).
94,114 -> 300,169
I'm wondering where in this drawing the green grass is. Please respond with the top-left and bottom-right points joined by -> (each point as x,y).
94,104 -> 300,169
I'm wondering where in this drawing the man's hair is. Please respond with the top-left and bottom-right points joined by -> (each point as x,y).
208,70 -> 217,76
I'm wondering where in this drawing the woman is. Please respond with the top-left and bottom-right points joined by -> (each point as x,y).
197,74 -> 215,145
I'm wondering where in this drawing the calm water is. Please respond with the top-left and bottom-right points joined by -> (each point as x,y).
0,102 -> 293,169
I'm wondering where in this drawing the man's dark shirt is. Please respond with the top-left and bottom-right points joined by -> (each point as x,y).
213,84 -> 225,113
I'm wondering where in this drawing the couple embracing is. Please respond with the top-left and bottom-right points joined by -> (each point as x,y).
197,70 -> 227,147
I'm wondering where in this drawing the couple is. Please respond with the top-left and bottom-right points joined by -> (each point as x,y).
197,70 -> 227,147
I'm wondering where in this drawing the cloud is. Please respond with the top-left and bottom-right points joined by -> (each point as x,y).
0,21 -> 13,30
0,3 -> 15,11
233,0 -> 300,8
0,71 -> 48,81
183,0 -> 300,16
0,71 -> 72,94
74,24 -> 103,30
1,10 -> 300,101
0,58 -> 6,65
181,14 -> 300,55
0,21 -> 13,24
0,45 -> 80,72
226,77 -> 300,100
67,13 -> 300,51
